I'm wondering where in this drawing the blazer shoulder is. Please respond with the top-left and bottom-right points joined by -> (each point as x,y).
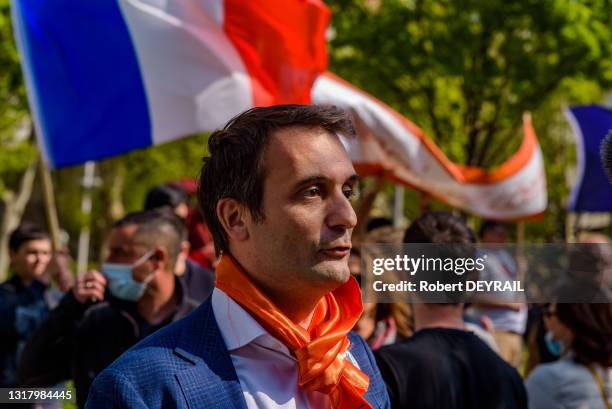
100,299 -> 218,380
348,331 -> 391,409
88,300 -> 230,408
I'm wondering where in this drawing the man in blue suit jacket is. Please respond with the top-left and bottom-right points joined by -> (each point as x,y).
87,105 -> 390,409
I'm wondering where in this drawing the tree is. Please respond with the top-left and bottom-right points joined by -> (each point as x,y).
0,0 -> 38,278
328,0 -> 611,239
0,0 -> 210,273
51,134 -> 209,265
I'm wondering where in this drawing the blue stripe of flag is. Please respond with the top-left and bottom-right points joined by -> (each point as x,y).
13,0 -> 152,168
567,105 -> 612,212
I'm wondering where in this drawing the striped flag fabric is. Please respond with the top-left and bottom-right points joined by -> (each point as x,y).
12,0 -> 547,219
565,105 -> 612,212
12,0 -> 329,168
313,73 -> 547,220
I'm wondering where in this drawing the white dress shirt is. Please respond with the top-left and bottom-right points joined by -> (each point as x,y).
211,288 -> 332,409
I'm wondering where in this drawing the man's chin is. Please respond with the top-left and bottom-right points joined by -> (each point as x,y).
311,260 -> 350,285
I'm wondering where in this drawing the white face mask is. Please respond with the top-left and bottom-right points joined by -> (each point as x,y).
102,250 -> 155,302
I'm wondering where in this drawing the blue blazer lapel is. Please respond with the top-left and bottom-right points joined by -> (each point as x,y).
173,299 -> 247,409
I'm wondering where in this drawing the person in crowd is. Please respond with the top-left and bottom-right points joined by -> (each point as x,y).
526,232 -> 611,375
0,223 -> 70,390
366,217 -> 393,233
560,232 -> 612,303
144,184 -> 215,301
87,105 -> 390,408
350,247 -> 412,349
375,212 -> 527,409
144,184 -> 191,220
145,183 -> 217,269
165,179 -> 219,269
466,220 -> 528,368
526,303 -> 612,408
351,222 -> 412,349
524,303 -> 559,376
19,210 -> 204,408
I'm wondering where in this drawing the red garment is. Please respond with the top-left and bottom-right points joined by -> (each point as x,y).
185,208 -> 216,269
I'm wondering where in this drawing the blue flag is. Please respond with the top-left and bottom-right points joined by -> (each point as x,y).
566,105 -> 612,212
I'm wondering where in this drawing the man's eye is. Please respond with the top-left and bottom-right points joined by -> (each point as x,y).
343,187 -> 355,199
304,187 -> 321,197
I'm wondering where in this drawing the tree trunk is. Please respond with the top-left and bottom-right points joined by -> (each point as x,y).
0,158 -> 37,280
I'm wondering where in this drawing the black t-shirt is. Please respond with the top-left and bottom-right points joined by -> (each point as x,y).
374,327 -> 527,409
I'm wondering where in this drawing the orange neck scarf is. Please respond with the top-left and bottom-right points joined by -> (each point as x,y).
215,255 -> 372,409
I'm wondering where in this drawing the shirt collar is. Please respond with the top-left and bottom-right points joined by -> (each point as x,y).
211,288 -> 361,369
211,287 -> 273,351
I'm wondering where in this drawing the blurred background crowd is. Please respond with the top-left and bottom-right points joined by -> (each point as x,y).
1,181 -> 610,408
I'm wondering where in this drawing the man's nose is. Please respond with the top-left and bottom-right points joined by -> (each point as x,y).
326,189 -> 357,230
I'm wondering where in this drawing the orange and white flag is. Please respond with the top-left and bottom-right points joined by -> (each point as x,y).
312,73 -> 547,220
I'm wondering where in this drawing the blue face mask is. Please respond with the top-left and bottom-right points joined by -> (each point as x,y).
544,331 -> 563,357
102,251 -> 155,302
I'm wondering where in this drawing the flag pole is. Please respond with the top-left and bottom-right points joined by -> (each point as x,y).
516,220 -> 527,285
77,161 -> 96,274
565,212 -> 575,242
37,154 -> 61,251
393,184 -> 404,228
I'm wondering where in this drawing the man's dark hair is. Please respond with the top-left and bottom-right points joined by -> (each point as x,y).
144,185 -> 188,211
479,219 -> 507,239
198,104 -> 355,255
366,217 -> 393,232
403,212 -> 476,303
113,209 -> 187,268
556,303 -> 612,367
404,212 -> 475,245
9,223 -> 50,252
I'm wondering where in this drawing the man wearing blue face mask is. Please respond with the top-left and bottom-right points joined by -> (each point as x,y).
102,250 -> 157,302
18,210 -> 207,409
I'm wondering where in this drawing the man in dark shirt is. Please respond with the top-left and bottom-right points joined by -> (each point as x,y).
0,224 -> 56,388
374,212 -> 527,409
19,210 -> 212,408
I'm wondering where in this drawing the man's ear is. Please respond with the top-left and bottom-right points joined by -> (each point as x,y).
151,246 -> 168,272
180,240 -> 190,255
216,198 -> 250,243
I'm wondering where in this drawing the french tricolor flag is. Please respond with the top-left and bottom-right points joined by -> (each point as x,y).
12,0 -> 547,219
12,0 -> 329,168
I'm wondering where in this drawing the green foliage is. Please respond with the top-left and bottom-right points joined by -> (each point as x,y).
328,0 -> 611,165
0,0 -> 35,196
0,0 -> 209,259
328,0 -> 611,240
1,0 -> 610,247
118,134 -> 208,213
53,135 -> 209,261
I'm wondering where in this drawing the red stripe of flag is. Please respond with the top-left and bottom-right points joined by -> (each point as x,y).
223,0 -> 330,106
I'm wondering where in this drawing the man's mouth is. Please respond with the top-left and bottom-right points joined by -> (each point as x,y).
318,245 -> 351,259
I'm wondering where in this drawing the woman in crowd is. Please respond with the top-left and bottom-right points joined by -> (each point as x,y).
525,303 -> 612,408
350,225 -> 413,349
